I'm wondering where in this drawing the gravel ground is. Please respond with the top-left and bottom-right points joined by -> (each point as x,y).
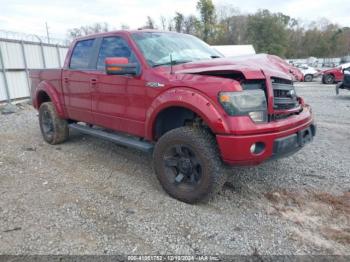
0,82 -> 349,256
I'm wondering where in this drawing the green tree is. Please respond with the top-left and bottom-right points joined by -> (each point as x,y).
196,0 -> 216,43
246,10 -> 288,57
174,12 -> 185,33
335,27 -> 350,57
214,8 -> 248,45
184,15 -> 200,36
67,4 -> 350,59
285,27 -> 304,58
145,16 -> 156,29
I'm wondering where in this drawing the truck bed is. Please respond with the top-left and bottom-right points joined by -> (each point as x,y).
29,69 -> 63,109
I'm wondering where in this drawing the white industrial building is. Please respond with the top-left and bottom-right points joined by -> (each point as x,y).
212,45 -> 256,57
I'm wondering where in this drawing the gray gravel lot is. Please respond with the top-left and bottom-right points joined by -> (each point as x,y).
0,82 -> 349,255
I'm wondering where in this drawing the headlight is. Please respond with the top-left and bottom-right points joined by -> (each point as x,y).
218,90 -> 267,123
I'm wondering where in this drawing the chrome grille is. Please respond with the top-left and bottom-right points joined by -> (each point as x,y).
272,80 -> 298,110
274,89 -> 289,97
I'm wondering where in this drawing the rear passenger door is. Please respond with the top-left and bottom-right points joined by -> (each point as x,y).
62,38 -> 98,124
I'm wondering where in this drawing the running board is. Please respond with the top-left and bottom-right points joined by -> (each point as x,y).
69,123 -> 154,153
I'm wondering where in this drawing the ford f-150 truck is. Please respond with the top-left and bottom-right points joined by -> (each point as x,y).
30,30 -> 316,203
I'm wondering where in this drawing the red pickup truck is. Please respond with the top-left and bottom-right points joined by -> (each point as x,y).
30,30 -> 315,203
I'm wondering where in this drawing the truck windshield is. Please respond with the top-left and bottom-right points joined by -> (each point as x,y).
131,32 -> 222,67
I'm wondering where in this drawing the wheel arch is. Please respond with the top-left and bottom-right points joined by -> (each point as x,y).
325,73 -> 335,83
36,90 -> 51,106
34,81 -> 66,118
145,88 -> 229,141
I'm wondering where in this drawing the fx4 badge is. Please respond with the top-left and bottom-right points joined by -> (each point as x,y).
146,82 -> 165,88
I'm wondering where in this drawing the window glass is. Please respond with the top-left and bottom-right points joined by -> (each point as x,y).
131,32 -> 222,67
70,39 -> 94,69
97,37 -> 136,70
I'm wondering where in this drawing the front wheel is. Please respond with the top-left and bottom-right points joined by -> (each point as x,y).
304,74 -> 313,82
39,102 -> 69,144
323,74 -> 335,84
153,127 -> 227,204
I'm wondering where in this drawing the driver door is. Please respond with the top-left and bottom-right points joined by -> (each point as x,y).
91,36 -> 147,137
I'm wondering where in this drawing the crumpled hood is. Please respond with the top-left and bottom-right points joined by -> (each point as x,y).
173,56 -> 292,80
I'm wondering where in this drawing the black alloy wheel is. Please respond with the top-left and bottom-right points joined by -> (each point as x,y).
163,144 -> 203,189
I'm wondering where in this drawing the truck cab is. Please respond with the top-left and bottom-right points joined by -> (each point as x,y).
30,30 -> 316,203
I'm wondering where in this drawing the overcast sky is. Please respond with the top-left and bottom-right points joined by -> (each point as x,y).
0,0 -> 349,40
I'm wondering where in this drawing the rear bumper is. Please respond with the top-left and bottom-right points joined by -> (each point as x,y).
216,109 -> 315,166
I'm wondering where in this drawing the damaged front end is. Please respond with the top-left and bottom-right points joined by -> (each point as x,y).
178,66 -> 304,124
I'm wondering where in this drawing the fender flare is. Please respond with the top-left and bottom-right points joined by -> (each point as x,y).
145,88 -> 230,140
34,81 -> 66,118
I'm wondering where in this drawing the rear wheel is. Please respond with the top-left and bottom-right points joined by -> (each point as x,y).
304,74 -> 313,82
153,127 -> 227,204
39,102 -> 69,144
323,74 -> 335,84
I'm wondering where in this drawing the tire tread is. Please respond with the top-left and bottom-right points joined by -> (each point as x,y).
39,102 -> 69,144
153,126 -> 227,203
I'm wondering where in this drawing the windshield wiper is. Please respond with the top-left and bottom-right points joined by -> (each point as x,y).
152,60 -> 192,68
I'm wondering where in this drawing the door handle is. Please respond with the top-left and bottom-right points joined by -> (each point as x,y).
90,78 -> 98,88
63,77 -> 69,83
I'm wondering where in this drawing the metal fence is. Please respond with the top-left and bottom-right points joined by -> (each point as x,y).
0,38 -> 68,103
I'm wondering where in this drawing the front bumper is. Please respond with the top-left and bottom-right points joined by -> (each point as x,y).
216,108 -> 315,166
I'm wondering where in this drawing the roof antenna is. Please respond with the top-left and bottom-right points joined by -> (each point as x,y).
170,53 -> 174,75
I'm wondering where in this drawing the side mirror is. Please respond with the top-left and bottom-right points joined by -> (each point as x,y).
105,57 -> 138,75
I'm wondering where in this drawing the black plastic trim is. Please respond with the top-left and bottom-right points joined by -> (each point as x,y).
69,123 -> 154,153
271,124 -> 316,160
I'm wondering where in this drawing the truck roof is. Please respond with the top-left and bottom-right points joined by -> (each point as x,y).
74,29 -> 179,41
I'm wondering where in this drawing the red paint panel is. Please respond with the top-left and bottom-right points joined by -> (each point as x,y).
217,116 -> 314,165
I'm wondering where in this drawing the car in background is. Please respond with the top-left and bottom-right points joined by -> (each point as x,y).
297,64 -> 321,82
288,66 -> 304,82
336,66 -> 350,95
322,63 -> 350,84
